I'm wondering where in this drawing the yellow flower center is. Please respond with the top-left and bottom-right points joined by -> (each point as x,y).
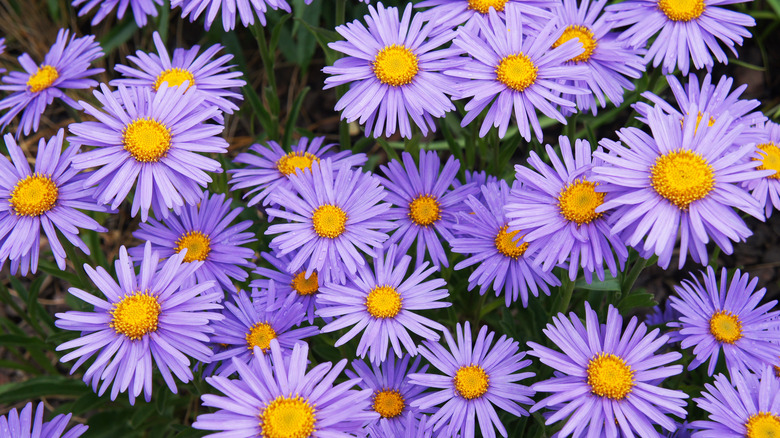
709,310 -> 742,344
454,365 -> 489,400
552,25 -> 598,63
110,292 -> 162,340
467,0 -> 508,13
311,204 -> 347,239
123,118 -> 172,163
746,412 -> 780,438
586,353 -> 635,400
246,322 -> 277,353
260,395 -> 316,438
27,65 -> 59,93
494,224 -> 528,259
373,45 -> 419,87
650,149 -> 714,210
277,152 -> 320,176
372,389 -> 405,418
365,285 -> 402,319
496,53 -> 538,92
153,68 -> 195,91
174,231 -> 211,263
558,179 -> 605,225
10,174 -> 58,216
408,194 -> 441,226
755,143 -> 780,180
291,271 -> 319,296
658,0 -> 705,21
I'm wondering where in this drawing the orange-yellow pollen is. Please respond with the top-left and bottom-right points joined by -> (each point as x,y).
454,364 -> 489,400
259,395 -> 316,438
312,204 -> 347,238
467,0 -> 508,13
755,143 -> 780,180
650,149 -> 714,209
153,68 -> 195,91
291,271 -> 319,296
373,45 -> 418,87
27,65 -> 59,92
494,224 -> 528,259
10,174 -> 58,216
586,353 -> 635,400
110,292 -> 162,340
174,231 -> 211,262
365,285 -> 402,319
658,0 -> 705,21
277,152 -> 320,176
246,322 -> 277,353
552,25 -> 598,63
709,310 -> 742,344
558,179 -> 605,225
745,412 -> 780,438
123,118 -> 172,163
496,53 -> 538,92
372,389 -> 405,418
408,194 -> 441,226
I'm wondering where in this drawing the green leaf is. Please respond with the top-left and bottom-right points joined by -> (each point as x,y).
617,290 -> 657,313
575,276 -> 621,292
98,19 -> 139,54
299,20 -> 343,66
0,376 -> 90,404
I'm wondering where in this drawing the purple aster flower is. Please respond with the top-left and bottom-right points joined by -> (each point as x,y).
528,302 -> 688,438
0,129 -> 106,276
552,0 -> 646,115
451,180 -> 560,307
377,150 -> 478,269
409,322 -> 535,438
0,29 -> 103,137
506,136 -> 628,283
593,106 -> 768,269
346,355 -> 429,436
171,0 -> 290,31
229,136 -> 366,207
691,366 -> 780,437
72,0 -> 160,26
55,242 -> 223,404
0,402 -> 87,438
251,252 -> 321,325
129,191 -> 255,294
446,4 -> 589,140
265,159 -> 393,284
208,282 -> 319,376
323,3 -> 461,139
192,340 -> 378,436
414,0 -> 554,31
112,31 -> 245,115
68,83 -> 228,222
667,266 -> 780,375
744,121 -> 780,217
317,244 -> 450,364
606,0 -> 755,75
646,301 -> 682,327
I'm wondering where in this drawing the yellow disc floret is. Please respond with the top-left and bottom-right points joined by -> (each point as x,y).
650,149 -> 714,209
123,118 -> 172,163
552,25 -> 598,63
291,271 -> 319,296
10,174 -> 58,216
110,292 -> 162,340
246,322 -> 277,353
174,231 -> 211,262
467,0 -> 508,13
277,152 -> 320,176
496,53 -> 538,92
153,68 -> 195,91
586,353 -> 635,400
365,285 -> 402,319
709,310 -> 742,344
372,389 -> 405,418
312,204 -> 347,239
658,0 -> 705,21
755,143 -> 780,180
260,395 -> 316,438
373,45 -> 419,87
454,364 -> 489,400
494,224 -> 528,259
746,412 -> 780,438
558,179 -> 605,225
27,65 -> 59,93
408,194 -> 441,226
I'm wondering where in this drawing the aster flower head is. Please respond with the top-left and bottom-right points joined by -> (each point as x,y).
251,252 -> 322,325
378,150 -> 479,269
208,282 -> 319,376
528,302 -> 688,438
265,159 -> 393,284
69,83 -> 228,222
593,106 -> 768,269
129,191 -> 255,294
667,266 -> 780,375
506,136 -> 628,283
606,0 -> 755,75
72,0 -> 160,26
55,242 -> 223,404
346,355 -> 429,435
0,29 -> 103,137
112,32 -> 245,115
451,180 -> 561,307
409,322 -> 535,438
317,244 -> 450,364
691,366 -> 780,437
414,0 -> 555,31
172,0 -> 290,31
0,129 -> 106,276
229,136 -> 367,207
745,121 -> 780,217
323,2 -> 461,139
446,4 -> 589,140
193,340 -> 378,436
0,402 -> 87,438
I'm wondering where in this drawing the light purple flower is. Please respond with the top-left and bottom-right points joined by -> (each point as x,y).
172,0 -> 290,31
251,251 -> 321,325
414,0 -> 554,31
0,402 -> 87,438
72,0 -> 160,26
